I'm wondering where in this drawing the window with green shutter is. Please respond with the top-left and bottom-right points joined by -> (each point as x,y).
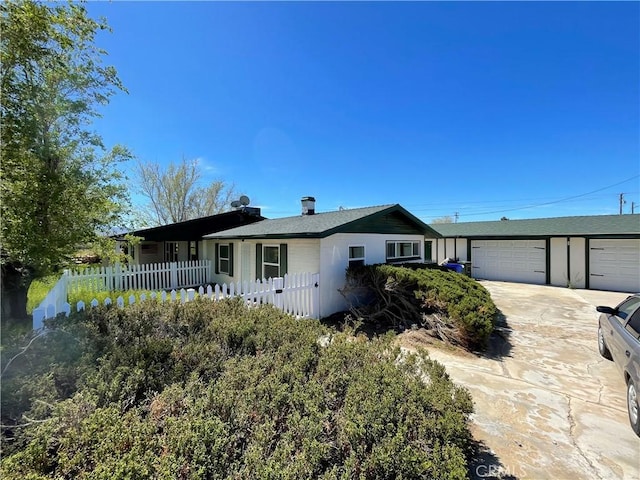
216,243 -> 233,276
258,243 -> 288,279
263,245 -> 280,278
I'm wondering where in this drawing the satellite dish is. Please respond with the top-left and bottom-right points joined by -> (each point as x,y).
239,195 -> 250,206
231,200 -> 241,208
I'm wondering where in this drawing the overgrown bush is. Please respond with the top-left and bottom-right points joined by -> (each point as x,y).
341,265 -> 497,350
2,298 -> 474,479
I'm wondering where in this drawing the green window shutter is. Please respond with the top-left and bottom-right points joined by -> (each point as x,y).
256,243 -> 263,279
279,243 -> 288,276
228,243 -> 234,277
214,243 -> 219,274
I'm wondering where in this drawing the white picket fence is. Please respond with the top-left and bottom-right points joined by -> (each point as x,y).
66,260 -> 211,294
31,260 -> 211,329
32,272 -> 320,329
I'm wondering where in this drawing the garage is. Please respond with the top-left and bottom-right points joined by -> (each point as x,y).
589,239 -> 640,293
471,240 -> 546,284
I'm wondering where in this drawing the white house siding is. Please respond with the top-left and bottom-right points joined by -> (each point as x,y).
319,233 -> 425,318
205,233 -> 424,318
435,238 -> 468,263
204,239 -> 321,287
550,238 -> 567,287
550,237 -> 587,288
569,237 -> 587,289
287,239 -> 322,274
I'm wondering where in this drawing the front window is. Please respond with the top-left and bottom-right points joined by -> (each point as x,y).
386,241 -> 420,261
349,246 -> 365,268
263,245 -> 280,278
218,244 -> 230,274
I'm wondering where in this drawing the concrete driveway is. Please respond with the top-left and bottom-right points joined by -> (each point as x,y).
401,281 -> 640,480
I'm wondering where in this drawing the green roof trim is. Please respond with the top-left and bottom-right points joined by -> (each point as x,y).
431,214 -> 640,238
204,204 -> 441,240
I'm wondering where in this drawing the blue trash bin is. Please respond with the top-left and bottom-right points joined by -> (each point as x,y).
444,263 -> 464,273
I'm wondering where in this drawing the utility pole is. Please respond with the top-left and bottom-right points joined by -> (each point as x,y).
454,212 -> 459,223
632,202 -> 636,214
619,193 -> 626,215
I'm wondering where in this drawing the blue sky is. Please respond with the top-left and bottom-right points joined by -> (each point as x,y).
87,1 -> 639,224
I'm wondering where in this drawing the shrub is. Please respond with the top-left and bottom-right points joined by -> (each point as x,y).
67,288 -> 164,308
343,265 -> 497,350
1,298 -> 474,479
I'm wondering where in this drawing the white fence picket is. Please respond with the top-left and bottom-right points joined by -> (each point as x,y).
33,266 -> 320,328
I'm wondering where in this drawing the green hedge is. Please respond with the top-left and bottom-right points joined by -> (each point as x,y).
2,298 -> 474,479
345,265 -> 498,349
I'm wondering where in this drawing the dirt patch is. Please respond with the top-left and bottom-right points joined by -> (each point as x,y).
398,328 -> 476,357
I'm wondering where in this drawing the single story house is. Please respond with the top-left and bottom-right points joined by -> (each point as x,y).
203,197 -> 441,318
430,214 -> 640,293
117,208 -> 264,265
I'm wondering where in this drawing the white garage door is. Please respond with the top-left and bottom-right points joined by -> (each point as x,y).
589,239 -> 640,293
471,240 -> 546,284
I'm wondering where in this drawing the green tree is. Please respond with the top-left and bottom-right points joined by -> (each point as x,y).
0,0 -> 130,326
134,157 -> 238,226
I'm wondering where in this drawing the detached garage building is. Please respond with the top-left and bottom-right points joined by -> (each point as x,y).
430,214 -> 640,293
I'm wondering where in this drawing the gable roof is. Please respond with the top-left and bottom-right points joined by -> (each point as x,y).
431,214 -> 640,238
117,209 -> 264,242
204,204 -> 441,240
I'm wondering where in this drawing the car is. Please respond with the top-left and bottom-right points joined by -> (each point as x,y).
597,294 -> 640,437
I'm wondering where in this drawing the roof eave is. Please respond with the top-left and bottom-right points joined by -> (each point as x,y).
205,232 -> 327,240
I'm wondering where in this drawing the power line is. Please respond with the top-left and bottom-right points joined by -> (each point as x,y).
458,174 -> 640,218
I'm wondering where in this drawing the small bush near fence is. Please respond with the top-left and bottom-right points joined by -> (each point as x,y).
67,288 -> 163,307
1,299 -> 474,479
342,265 -> 498,350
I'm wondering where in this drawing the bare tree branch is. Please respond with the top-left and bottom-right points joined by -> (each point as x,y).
133,157 -> 238,226
0,330 -> 48,377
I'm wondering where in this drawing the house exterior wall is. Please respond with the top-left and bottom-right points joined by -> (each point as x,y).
319,232 -> 425,318
549,237 -> 586,289
437,235 -> 590,289
435,238 -> 468,262
569,237 -> 587,289
133,240 -> 202,265
203,238 -> 322,287
134,241 -> 164,265
550,237 -> 568,287
204,232 -> 425,318
287,239 -> 322,273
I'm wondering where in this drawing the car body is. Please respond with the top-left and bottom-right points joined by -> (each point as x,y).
597,294 -> 640,436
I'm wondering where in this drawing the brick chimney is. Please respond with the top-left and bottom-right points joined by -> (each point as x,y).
301,196 -> 316,215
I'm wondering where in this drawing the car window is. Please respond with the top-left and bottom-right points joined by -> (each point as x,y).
617,297 -> 640,321
625,310 -> 640,341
